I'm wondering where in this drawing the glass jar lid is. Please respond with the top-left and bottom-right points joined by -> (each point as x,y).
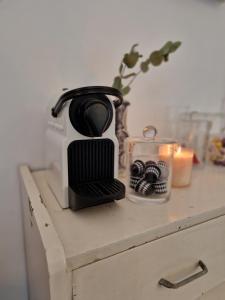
128,125 -> 176,145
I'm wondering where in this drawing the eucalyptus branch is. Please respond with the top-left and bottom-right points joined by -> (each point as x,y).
121,64 -> 126,77
127,70 -> 142,87
112,41 -> 181,96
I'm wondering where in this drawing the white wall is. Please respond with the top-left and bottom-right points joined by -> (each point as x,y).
0,0 -> 225,299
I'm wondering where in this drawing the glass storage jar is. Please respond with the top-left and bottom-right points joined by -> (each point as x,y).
126,127 -> 176,204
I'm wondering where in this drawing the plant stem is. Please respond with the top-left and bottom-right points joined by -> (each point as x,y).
127,69 -> 142,87
121,64 -> 126,77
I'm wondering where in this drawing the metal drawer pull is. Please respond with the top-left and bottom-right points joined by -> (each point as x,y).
159,260 -> 208,289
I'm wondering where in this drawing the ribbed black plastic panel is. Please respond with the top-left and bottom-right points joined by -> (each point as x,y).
67,139 -> 125,210
74,179 -> 123,198
68,139 -> 114,185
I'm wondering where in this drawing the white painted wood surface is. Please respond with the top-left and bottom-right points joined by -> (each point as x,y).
20,166 -> 71,300
197,281 -> 225,299
72,215 -> 225,300
21,170 -> 51,300
33,165 -> 225,270
21,165 -> 225,300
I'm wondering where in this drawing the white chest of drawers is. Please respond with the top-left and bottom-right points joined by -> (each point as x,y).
20,165 -> 225,300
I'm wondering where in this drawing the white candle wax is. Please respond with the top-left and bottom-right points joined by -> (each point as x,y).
172,147 -> 193,187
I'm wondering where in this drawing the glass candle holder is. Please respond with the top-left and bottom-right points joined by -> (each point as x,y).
176,118 -> 212,165
126,126 -> 176,204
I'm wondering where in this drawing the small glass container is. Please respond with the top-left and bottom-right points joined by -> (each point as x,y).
176,118 -> 211,165
126,126 -> 176,204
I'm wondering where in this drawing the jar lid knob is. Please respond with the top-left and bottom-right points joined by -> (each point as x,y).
143,125 -> 157,139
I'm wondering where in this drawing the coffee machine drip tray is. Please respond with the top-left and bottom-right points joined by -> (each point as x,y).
67,138 -> 125,210
69,179 -> 125,210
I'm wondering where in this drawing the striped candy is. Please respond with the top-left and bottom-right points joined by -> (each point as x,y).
145,160 -> 156,168
130,160 -> 145,177
129,176 -> 140,189
135,178 -> 154,196
129,159 -> 169,197
157,160 -> 169,181
145,164 -> 161,183
153,181 -> 167,194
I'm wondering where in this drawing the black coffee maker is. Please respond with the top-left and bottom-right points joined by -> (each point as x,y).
46,86 -> 126,210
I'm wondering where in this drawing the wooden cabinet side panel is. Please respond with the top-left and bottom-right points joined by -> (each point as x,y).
20,166 -> 72,300
21,175 -> 51,300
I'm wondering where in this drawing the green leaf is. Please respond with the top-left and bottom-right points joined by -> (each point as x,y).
169,41 -> 182,53
119,63 -> 124,74
140,61 -> 150,73
160,41 -> 173,55
130,43 -> 139,53
121,72 -> 136,79
121,86 -> 131,96
123,52 -> 140,68
112,76 -> 123,90
123,44 -> 142,68
149,51 -> 163,66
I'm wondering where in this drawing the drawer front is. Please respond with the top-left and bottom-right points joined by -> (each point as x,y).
73,216 -> 225,300
196,281 -> 225,299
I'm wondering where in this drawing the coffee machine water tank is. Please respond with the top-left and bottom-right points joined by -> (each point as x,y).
45,86 -> 126,210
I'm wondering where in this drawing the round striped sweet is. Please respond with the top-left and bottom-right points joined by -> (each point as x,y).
157,160 -> 169,180
141,182 -> 154,196
129,176 -> 140,189
130,160 -> 145,177
145,164 -> 161,183
135,178 -> 145,192
135,178 -> 154,196
145,160 -> 156,168
153,181 -> 167,194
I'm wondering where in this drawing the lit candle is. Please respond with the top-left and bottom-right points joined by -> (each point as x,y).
172,147 -> 193,187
